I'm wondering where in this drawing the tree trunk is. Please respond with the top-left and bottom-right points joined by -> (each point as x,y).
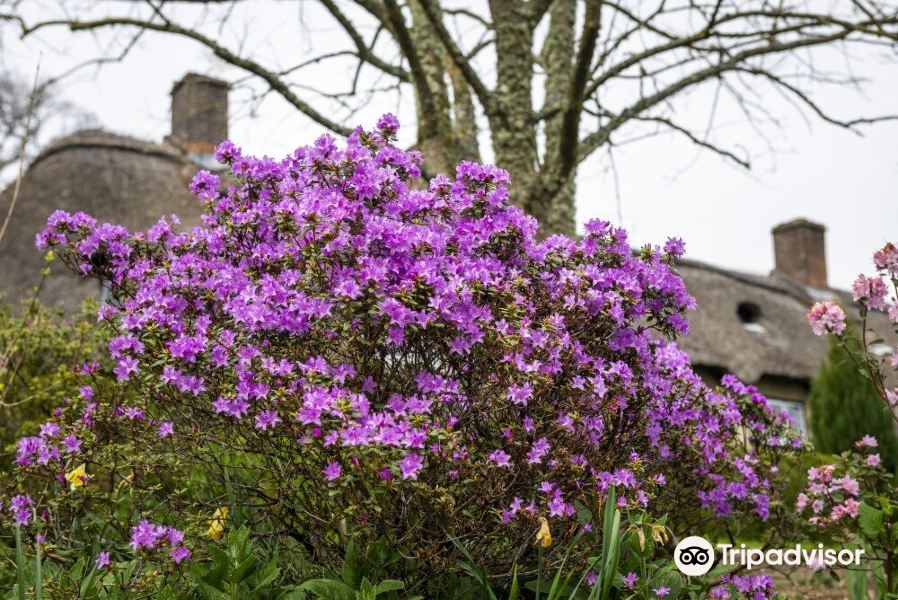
488,1 -> 538,212
446,56 -> 481,164
535,0 -> 578,238
409,0 -> 455,176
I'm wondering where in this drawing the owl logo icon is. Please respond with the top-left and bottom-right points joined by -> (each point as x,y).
674,536 -> 715,576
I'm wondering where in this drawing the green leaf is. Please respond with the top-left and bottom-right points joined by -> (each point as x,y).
298,579 -> 356,600
372,580 -> 405,595
859,502 -> 885,539
507,565 -> 519,600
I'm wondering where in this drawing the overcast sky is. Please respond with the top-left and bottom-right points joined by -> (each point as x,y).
3,1 -> 897,289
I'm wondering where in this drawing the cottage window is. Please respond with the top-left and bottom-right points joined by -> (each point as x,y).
870,342 -> 894,358
767,398 -> 808,437
736,302 -> 765,333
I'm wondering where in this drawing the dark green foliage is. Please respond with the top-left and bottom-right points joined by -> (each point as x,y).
809,325 -> 898,470
190,526 -> 303,599
0,296 -> 109,471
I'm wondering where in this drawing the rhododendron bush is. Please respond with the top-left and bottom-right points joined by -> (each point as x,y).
4,117 -> 800,579
802,242 -> 898,595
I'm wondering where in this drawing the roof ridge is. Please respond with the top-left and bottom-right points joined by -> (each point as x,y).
30,129 -> 183,170
677,257 -> 812,303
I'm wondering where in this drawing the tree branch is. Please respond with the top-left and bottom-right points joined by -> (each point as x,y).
21,15 -> 354,136
319,0 -> 410,82
578,25 -> 898,162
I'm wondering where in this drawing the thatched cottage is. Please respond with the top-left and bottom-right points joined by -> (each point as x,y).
1,74 -> 894,435
677,223 -> 897,435
0,74 -> 224,311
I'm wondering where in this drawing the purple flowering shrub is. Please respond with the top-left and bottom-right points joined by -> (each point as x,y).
7,117 -> 800,578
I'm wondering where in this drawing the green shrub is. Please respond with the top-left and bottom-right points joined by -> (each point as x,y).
0,294 -> 109,471
808,324 -> 898,470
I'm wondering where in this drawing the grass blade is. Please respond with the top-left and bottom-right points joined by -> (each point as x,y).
14,524 -> 26,600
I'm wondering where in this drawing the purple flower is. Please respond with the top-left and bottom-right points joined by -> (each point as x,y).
526,438 -> 550,465
9,494 -> 32,526
489,449 -> 511,468
114,356 -> 139,381
129,519 -> 166,550
399,453 -> 424,480
39,422 -> 60,438
170,545 -> 191,564
507,383 -> 533,406
856,435 -> 878,448
376,113 -> 400,137
623,572 -> 638,589
255,411 -> 281,431
95,551 -> 110,568
62,435 -> 82,453
323,461 -> 342,481
122,407 -> 145,421
158,422 -> 174,438
663,237 -> 686,257
190,170 -> 221,201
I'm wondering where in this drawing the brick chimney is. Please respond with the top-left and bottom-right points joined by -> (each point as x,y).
170,73 -> 229,155
772,218 -> 828,289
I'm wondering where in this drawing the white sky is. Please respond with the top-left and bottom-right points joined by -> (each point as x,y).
2,1 -> 897,289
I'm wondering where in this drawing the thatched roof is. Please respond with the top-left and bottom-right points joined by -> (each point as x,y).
677,260 -> 898,384
0,129 -> 204,311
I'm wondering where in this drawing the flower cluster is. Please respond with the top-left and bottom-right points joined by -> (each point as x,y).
129,519 -> 190,564
800,242 -> 898,593
709,574 -> 776,599
807,301 -> 847,336
8,494 -> 33,526
796,463 -> 861,526
25,116 -> 800,571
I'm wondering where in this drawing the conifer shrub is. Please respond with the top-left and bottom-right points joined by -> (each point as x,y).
809,324 -> 898,470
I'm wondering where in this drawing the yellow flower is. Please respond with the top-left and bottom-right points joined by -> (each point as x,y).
65,464 -> 88,490
536,516 -> 552,548
208,506 -> 229,540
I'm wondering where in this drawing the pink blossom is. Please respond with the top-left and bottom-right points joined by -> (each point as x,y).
807,301 -> 846,336
856,435 -> 878,448
873,242 -> 898,275
852,274 -> 888,310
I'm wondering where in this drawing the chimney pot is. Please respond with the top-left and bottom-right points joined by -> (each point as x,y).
772,218 -> 828,289
170,73 -> 229,155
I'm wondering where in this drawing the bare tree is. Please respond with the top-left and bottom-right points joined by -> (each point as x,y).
0,70 -> 52,179
0,67 -> 96,186
5,1 -> 897,236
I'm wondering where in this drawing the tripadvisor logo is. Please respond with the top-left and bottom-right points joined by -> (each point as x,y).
674,536 -> 715,576
673,535 -> 866,575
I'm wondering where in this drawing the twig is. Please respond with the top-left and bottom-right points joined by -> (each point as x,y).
0,59 -> 42,246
